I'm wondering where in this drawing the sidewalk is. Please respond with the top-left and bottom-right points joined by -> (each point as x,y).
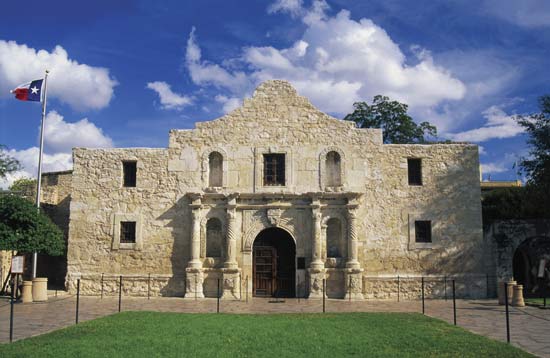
1,296 -> 548,357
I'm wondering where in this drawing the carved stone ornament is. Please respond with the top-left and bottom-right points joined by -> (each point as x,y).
266,208 -> 283,226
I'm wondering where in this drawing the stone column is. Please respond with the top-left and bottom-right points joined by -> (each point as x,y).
185,195 -> 204,299
308,200 -> 326,299
344,204 -> 364,300
222,195 -> 241,299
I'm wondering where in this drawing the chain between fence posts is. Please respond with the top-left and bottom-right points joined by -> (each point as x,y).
452,280 -> 456,326
397,275 -> 400,302
118,275 -> 122,313
421,276 -> 425,314
101,273 -> 104,299
9,280 -> 14,343
217,279 -> 220,314
504,282 -> 510,343
147,273 -> 151,300
76,279 -> 81,324
322,279 -> 326,313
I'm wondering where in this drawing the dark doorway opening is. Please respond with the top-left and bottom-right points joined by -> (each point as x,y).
253,227 -> 296,297
513,236 -> 550,298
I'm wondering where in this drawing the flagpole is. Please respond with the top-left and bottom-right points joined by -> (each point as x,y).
33,69 -> 49,279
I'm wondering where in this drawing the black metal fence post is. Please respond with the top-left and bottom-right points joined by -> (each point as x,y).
100,273 -> 104,299
118,275 -> 122,313
421,276 -> 425,314
452,280 -> 456,326
444,276 -> 447,301
239,273 -> 242,300
322,279 -> 326,313
246,276 -> 249,303
486,273 -> 490,298
217,279 -> 220,313
348,276 -> 352,303
9,280 -> 14,343
76,279 -> 81,324
195,276 -> 197,301
397,275 -> 400,302
147,273 -> 151,300
504,282 -> 510,343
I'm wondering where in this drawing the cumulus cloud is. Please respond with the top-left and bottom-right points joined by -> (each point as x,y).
146,81 -> 193,110
43,111 -> 113,153
0,40 -> 118,110
0,111 -> 113,188
268,0 -> 305,17
481,162 -> 508,175
185,1 -> 465,115
449,105 -> 523,142
215,95 -> 241,113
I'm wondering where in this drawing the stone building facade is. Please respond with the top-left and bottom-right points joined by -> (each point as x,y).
49,80 -> 485,299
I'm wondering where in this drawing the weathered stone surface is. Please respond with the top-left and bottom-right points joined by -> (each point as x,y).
45,80 -> 484,299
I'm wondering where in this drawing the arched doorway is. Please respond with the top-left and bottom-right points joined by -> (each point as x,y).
512,236 -> 550,297
253,227 -> 296,297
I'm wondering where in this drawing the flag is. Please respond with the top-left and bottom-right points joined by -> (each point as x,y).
10,79 -> 44,102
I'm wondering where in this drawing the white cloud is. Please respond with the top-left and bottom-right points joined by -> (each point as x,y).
146,81 -> 193,110
268,0 -> 304,17
478,146 -> 486,155
481,162 -> 508,175
0,40 -> 117,110
215,95 -> 241,113
449,105 -> 523,142
0,111 -> 113,188
43,111 -> 113,153
483,0 -> 550,27
185,2 -> 466,115
0,147 -> 72,189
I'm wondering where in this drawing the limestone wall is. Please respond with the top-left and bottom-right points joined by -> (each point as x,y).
66,80 -> 484,298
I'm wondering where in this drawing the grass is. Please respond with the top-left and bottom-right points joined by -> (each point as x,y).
525,297 -> 549,307
0,312 -> 532,357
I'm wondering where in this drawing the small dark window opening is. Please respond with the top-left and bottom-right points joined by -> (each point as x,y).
206,218 -> 223,257
326,218 -> 342,258
123,161 -> 137,187
297,257 -> 306,270
415,221 -> 432,243
408,158 -> 422,185
120,221 -> 136,243
263,154 -> 285,186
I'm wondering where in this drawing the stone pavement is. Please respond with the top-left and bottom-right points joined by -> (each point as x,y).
1,295 -> 549,357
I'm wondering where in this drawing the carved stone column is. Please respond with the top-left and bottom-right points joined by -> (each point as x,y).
185,195 -> 204,299
308,199 -> 326,298
222,195 -> 241,299
345,203 -> 364,300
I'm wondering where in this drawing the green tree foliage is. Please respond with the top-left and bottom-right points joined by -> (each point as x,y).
9,177 -> 37,200
0,194 -> 64,256
516,95 -> 550,191
482,187 -> 550,223
0,144 -> 21,178
344,95 -> 438,144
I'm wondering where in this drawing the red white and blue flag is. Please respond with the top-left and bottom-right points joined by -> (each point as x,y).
10,79 -> 44,102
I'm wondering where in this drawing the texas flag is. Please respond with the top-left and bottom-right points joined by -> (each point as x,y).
10,79 -> 44,102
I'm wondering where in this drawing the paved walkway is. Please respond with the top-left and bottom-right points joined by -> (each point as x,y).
1,295 -> 549,357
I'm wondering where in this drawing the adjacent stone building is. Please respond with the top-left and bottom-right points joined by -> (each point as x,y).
46,80 -> 485,299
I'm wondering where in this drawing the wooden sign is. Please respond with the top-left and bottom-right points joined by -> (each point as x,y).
11,256 -> 24,274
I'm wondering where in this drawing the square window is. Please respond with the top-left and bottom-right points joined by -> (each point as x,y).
263,154 -> 285,186
415,221 -> 432,243
120,221 -> 136,243
408,158 -> 422,185
123,161 -> 137,187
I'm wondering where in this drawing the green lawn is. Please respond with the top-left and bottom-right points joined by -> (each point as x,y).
0,312 -> 532,357
525,297 -> 549,307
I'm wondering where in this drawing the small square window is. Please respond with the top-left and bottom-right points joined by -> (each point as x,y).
297,257 -> 306,270
415,221 -> 431,243
408,158 -> 422,186
123,161 -> 137,187
263,154 -> 285,186
120,221 -> 136,243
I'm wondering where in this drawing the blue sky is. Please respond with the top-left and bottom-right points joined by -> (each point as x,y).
1,0 -> 549,187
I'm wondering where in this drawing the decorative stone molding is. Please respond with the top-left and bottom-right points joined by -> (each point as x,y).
267,208 -> 283,226
318,146 -> 346,191
242,209 -> 297,252
201,147 -> 228,190
254,146 -> 294,192
200,210 -> 226,259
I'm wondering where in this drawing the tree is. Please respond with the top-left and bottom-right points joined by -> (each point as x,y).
516,95 -> 550,191
344,95 -> 437,144
0,144 -> 21,178
0,194 -> 64,256
9,177 -> 37,200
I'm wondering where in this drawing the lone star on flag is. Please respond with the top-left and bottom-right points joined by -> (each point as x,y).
11,79 -> 43,102
31,86 -> 39,94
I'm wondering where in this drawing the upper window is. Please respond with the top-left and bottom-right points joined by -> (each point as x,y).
326,218 -> 342,258
415,221 -> 432,243
407,158 -> 422,186
263,154 -> 285,186
208,152 -> 223,187
123,161 -> 137,187
120,221 -> 136,243
206,218 -> 223,257
325,151 -> 342,187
